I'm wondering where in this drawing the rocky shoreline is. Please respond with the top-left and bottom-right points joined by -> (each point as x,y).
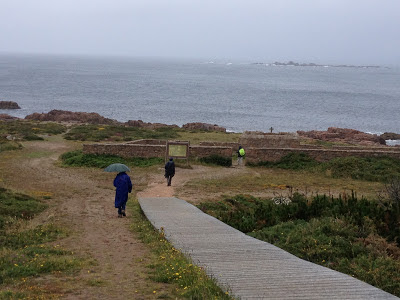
1,109 -> 399,146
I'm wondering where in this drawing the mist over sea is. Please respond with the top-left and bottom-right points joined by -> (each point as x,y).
0,54 -> 399,134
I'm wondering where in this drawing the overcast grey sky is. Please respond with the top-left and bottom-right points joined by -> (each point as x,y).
1,0 -> 399,65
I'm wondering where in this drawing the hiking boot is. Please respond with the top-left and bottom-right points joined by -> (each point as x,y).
121,210 -> 126,217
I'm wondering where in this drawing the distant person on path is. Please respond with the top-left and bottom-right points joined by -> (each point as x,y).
165,158 -> 175,186
114,171 -> 132,218
237,145 -> 245,166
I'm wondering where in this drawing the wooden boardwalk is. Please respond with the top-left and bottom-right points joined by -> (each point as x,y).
139,197 -> 398,299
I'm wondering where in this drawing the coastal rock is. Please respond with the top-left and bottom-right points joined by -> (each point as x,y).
380,132 -> 400,140
0,114 -> 20,121
125,120 -> 179,129
25,110 -> 119,124
297,127 -> 386,146
0,101 -> 21,109
182,122 -> 226,132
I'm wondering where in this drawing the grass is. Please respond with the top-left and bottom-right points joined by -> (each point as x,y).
251,152 -> 400,183
0,187 -> 47,231
0,120 -> 66,141
128,198 -> 234,299
62,123 -> 240,143
60,150 -> 164,168
0,140 -> 22,153
199,194 -> 400,297
183,167 -> 384,200
0,188 -> 84,297
176,130 -> 240,144
63,124 -> 180,142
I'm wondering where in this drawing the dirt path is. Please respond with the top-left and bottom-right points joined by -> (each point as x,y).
0,139 -> 172,299
137,164 -> 247,201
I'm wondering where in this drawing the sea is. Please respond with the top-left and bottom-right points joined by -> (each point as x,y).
0,53 -> 399,142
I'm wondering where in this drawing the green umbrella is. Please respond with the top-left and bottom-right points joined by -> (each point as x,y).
104,163 -> 130,173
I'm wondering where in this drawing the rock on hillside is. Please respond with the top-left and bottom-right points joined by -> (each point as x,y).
0,101 -> 21,109
0,114 -> 20,121
25,110 -> 119,125
182,122 -> 226,132
297,127 -> 386,146
126,120 -> 179,129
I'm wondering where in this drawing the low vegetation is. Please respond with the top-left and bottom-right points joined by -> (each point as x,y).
251,152 -> 400,183
0,120 -> 66,141
128,198 -> 233,299
0,188 -> 83,298
0,139 -> 22,153
60,150 -> 163,168
63,124 -> 180,142
198,190 -> 400,296
199,154 -> 232,167
63,123 -> 240,144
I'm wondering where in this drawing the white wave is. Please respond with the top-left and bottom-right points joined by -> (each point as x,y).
386,140 -> 400,146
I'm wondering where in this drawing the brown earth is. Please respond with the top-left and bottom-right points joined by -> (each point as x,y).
0,138 -> 173,299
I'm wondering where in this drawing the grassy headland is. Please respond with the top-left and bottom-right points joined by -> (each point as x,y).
1,119 -> 400,298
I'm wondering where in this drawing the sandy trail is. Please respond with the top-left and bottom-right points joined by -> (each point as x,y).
0,140 -> 167,299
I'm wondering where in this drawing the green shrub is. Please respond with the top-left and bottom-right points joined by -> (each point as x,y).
199,155 -> 232,167
22,133 -> 44,141
199,193 -> 397,243
199,194 -> 400,296
0,140 -> 22,152
321,156 -> 400,182
251,152 -> 400,183
61,150 -> 163,168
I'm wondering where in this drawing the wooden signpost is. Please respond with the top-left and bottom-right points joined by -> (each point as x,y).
166,140 -> 190,164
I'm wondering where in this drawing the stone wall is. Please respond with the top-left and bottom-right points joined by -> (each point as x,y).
199,141 -> 239,152
126,139 -> 167,145
190,146 -> 232,158
83,144 -> 166,158
239,132 -> 300,149
83,143 -> 232,159
246,148 -> 400,164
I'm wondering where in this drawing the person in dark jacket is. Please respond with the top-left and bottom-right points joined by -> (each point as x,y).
113,171 -> 132,217
164,158 -> 175,186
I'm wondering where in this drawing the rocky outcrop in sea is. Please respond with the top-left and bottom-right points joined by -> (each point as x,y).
0,101 -> 21,109
380,132 -> 400,140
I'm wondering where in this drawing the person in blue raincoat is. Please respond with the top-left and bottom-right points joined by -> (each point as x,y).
113,171 -> 132,217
